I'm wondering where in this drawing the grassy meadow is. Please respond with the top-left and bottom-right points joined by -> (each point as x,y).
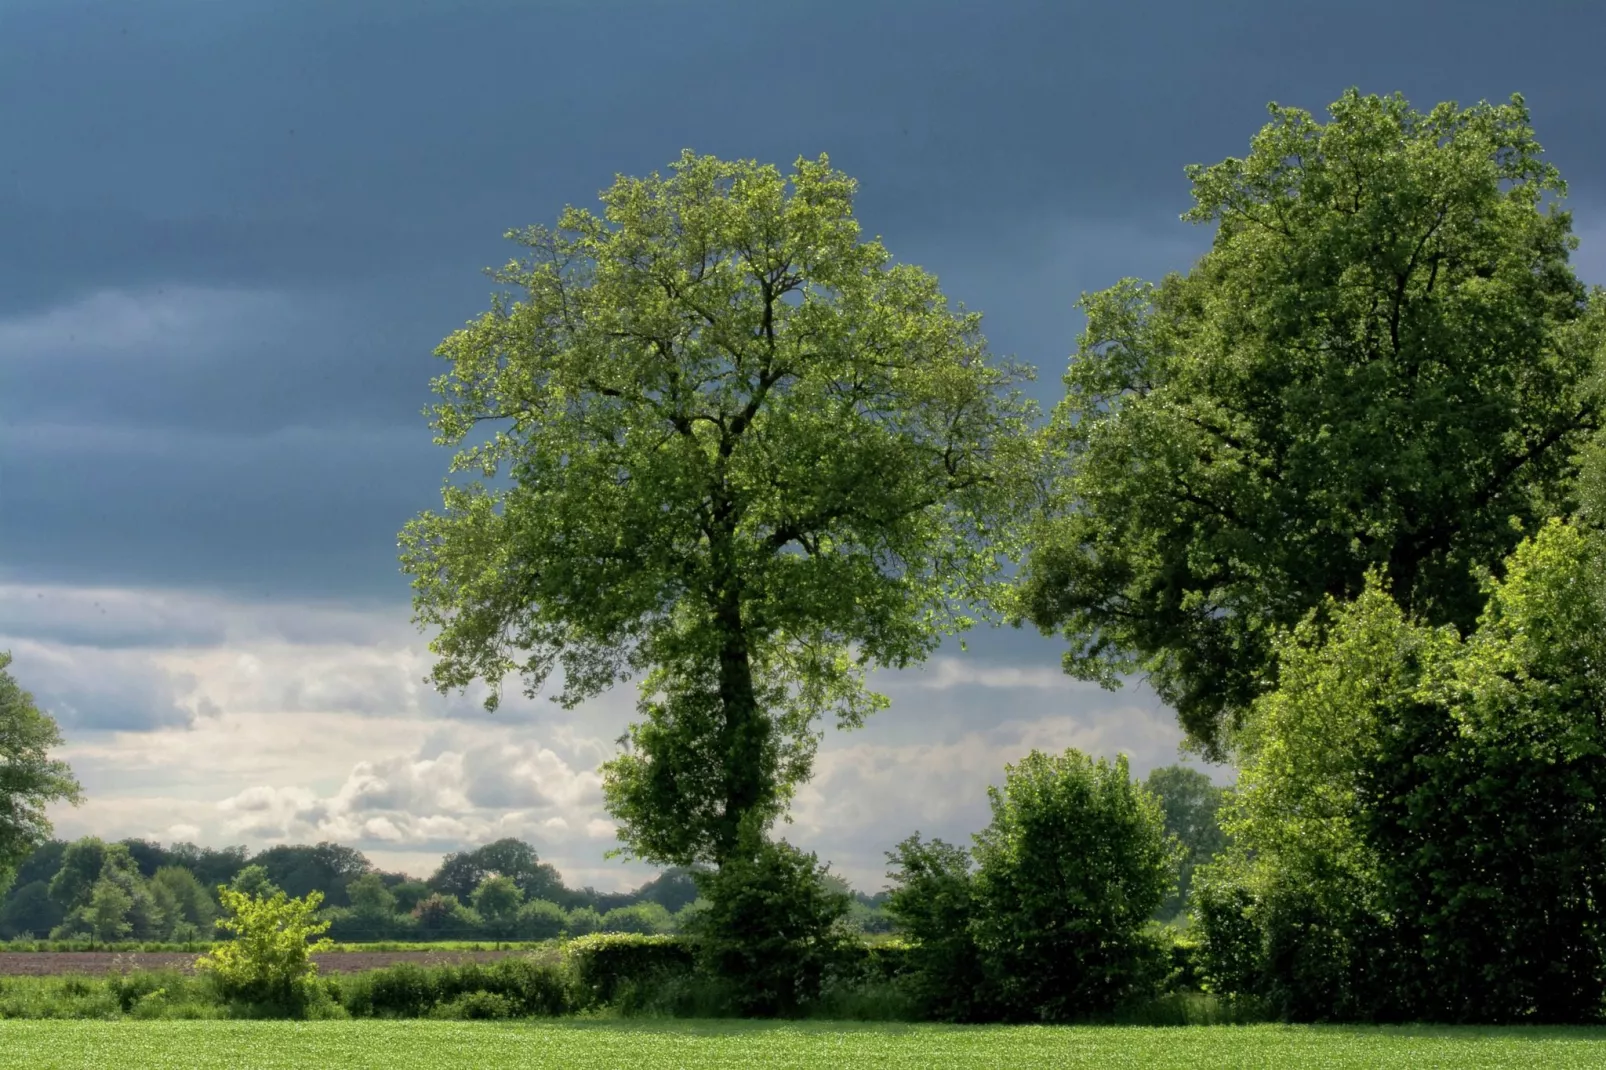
3,1020 -> 1605,1070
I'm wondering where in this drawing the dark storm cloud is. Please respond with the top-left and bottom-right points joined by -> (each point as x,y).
2,0 -> 1603,606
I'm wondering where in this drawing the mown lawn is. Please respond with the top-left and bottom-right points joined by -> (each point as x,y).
2,1020 -> 1604,1069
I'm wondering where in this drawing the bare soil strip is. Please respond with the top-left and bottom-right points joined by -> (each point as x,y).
0,950 -> 532,976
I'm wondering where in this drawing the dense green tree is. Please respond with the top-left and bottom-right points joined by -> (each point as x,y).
429,839 -> 564,903
165,842 -> 249,893
1200,520 -> 1606,1023
1143,765 -> 1229,918
83,879 -> 134,944
47,837 -> 116,913
48,840 -> 167,941
633,866 -> 704,913
346,872 -> 397,918
968,749 -> 1179,1020
1017,89 -> 1606,756
389,879 -> 432,914
118,839 -> 169,878
470,875 -> 524,938
229,864 -> 280,900
412,892 -> 480,938
0,652 -> 83,895
884,834 -> 988,1021
683,831 -> 853,1016
0,880 -> 62,940
514,898 -> 569,940
7,839 -> 66,892
399,150 -> 1040,866
250,842 -> 370,907
563,905 -> 603,937
151,866 -> 219,932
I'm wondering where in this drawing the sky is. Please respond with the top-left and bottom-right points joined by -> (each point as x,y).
3,0 -> 1604,892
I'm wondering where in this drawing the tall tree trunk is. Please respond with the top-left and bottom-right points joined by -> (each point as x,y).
711,582 -> 766,866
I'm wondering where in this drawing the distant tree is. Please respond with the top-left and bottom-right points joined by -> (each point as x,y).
632,866 -> 704,914
7,839 -> 67,893
599,901 -> 673,935
83,879 -> 134,945
0,880 -> 63,940
514,899 -> 568,941
399,150 -> 1041,868
119,838 -> 169,879
250,842 -> 370,907
165,842 -> 249,893
412,893 -> 480,938
470,875 -> 524,938
1017,89 -> 1606,756
345,872 -> 397,918
564,906 -> 603,937
0,652 -> 83,895
1143,765 -> 1228,918
151,866 -> 219,931
49,840 -> 167,941
389,879 -> 432,914
429,839 -> 564,903
229,865 -> 280,900
46,837 -> 112,913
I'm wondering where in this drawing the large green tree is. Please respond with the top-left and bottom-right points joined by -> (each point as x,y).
0,652 -> 82,896
1017,89 -> 1606,755
1197,520 -> 1606,1023
400,151 -> 1039,866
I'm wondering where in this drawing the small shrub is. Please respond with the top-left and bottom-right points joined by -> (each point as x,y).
346,963 -> 436,1018
968,749 -> 1181,1021
808,976 -> 921,1021
684,836 -> 855,1017
1193,877 -> 1262,998
194,886 -> 333,1014
429,990 -> 516,1020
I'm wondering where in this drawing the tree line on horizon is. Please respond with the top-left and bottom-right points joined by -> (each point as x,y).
0,761 -> 1227,948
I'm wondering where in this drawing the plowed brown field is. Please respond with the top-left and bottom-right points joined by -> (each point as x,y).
0,950 -> 532,975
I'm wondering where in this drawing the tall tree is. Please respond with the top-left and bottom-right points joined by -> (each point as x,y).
400,151 -> 1039,866
1017,89 -> 1606,756
0,652 -> 82,895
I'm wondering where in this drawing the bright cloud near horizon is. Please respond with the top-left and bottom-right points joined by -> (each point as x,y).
3,0 -> 1604,892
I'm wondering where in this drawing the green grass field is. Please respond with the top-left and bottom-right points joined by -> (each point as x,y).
1,1020 -> 1604,1069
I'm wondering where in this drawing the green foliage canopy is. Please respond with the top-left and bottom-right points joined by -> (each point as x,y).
969,749 -> 1179,1020
0,652 -> 82,895
198,886 -> 334,1008
1199,519 -> 1606,1023
1017,89 -> 1606,756
400,151 -> 1040,866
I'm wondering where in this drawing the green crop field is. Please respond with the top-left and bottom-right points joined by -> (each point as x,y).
1,1020 -> 1604,1070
